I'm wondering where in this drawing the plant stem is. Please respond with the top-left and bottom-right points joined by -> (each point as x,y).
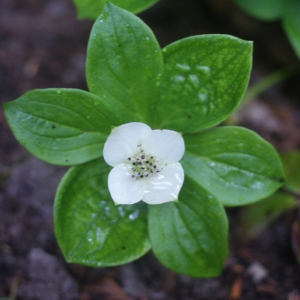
9,274 -> 19,300
243,67 -> 297,104
279,185 -> 300,199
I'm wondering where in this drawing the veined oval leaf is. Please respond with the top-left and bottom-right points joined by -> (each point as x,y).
148,176 -> 228,278
153,35 -> 252,132
4,89 -> 116,166
182,126 -> 285,206
86,3 -> 164,126
55,158 -> 150,266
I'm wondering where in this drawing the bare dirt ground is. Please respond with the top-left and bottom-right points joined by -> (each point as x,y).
1,0 -> 300,299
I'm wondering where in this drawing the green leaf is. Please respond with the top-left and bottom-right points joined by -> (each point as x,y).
233,0 -> 284,21
240,192 -> 296,236
282,0 -> 300,59
86,3 -> 164,125
4,89 -> 115,166
153,35 -> 252,132
182,126 -> 285,206
148,176 -> 228,278
73,0 -> 159,20
55,158 -> 150,266
280,150 -> 300,190
239,150 -> 300,237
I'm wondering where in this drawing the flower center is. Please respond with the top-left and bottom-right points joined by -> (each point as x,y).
127,145 -> 162,179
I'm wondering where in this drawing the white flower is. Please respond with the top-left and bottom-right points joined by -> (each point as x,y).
103,122 -> 185,205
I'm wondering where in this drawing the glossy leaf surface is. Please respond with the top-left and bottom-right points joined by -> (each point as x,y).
55,158 -> 150,266
86,3 -> 164,125
153,35 -> 252,132
148,176 -> 228,277
73,0 -> 159,20
182,126 -> 285,206
4,89 -> 116,166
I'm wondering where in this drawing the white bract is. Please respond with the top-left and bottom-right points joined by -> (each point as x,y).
103,122 -> 185,205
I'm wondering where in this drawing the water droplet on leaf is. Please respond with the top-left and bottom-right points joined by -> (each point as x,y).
144,37 -> 150,45
118,206 -> 125,217
129,210 -> 139,220
196,65 -> 211,73
174,75 -> 185,83
175,63 -> 191,72
198,93 -> 207,102
188,74 -> 199,88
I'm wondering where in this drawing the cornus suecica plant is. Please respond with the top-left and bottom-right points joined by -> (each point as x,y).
4,3 -> 285,277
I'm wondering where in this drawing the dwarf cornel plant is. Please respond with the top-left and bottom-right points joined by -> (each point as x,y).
4,3 -> 285,277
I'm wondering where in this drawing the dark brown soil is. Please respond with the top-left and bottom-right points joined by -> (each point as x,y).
1,0 -> 300,299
